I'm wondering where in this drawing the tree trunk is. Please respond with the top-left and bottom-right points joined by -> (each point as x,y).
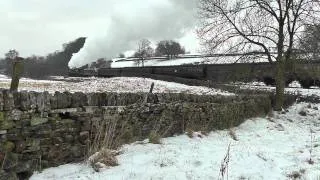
275,17 -> 285,111
274,60 -> 285,111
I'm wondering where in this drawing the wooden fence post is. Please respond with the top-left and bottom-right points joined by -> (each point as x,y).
10,57 -> 24,92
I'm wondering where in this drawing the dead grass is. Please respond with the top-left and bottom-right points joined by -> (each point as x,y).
287,169 -> 305,179
308,128 -> 315,165
238,176 -> 248,180
88,116 -> 119,155
219,143 -> 231,180
201,131 -> 209,136
87,115 -> 120,171
149,131 -> 162,144
267,110 -> 274,119
229,128 -> 238,141
299,109 -> 307,116
88,148 -> 120,172
186,128 -> 194,138
185,128 -> 208,139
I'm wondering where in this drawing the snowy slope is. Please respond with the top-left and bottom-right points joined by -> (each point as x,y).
31,102 -> 320,180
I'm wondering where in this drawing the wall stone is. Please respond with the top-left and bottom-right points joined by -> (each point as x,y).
0,90 -> 272,179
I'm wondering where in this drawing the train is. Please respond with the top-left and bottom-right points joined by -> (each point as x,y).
68,60 -> 320,89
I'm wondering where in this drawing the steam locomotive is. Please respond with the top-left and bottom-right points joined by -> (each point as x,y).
69,61 -> 320,89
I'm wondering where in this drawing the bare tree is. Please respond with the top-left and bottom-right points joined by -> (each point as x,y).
135,39 -> 153,67
155,40 -> 185,59
198,0 -> 320,110
5,49 -> 19,60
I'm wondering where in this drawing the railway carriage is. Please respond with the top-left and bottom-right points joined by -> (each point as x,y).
69,60 -> 320,89
152,65 -> 205,79
97,68 -> 121,77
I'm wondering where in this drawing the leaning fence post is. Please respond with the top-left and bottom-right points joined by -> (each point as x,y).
143,82 -> 155,104
10,57 -> 24,92
149,82 -> 155,93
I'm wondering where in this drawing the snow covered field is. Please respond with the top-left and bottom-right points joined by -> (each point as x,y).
235,81 -> 320,98
1,74 -> 319,98
31,102 -> 320,180
0,75 -> 232,96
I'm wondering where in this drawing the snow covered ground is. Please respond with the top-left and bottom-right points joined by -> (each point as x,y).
1,73 -> 319,98
31,102 -> 320,180
0,75 -> 232,96
235,81 -> 320,98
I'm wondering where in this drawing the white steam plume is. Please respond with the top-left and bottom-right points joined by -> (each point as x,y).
69,0 -> 197,68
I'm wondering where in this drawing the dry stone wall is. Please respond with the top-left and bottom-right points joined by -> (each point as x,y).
0,89 -> 272,179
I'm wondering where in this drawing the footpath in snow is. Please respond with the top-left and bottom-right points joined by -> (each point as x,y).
31,102 -> 320,180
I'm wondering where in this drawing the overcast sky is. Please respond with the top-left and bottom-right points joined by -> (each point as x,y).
0,0 -> 200,67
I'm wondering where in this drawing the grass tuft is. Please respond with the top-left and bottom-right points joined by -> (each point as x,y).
229,128 -> 238,141
149,131 -> 162,144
